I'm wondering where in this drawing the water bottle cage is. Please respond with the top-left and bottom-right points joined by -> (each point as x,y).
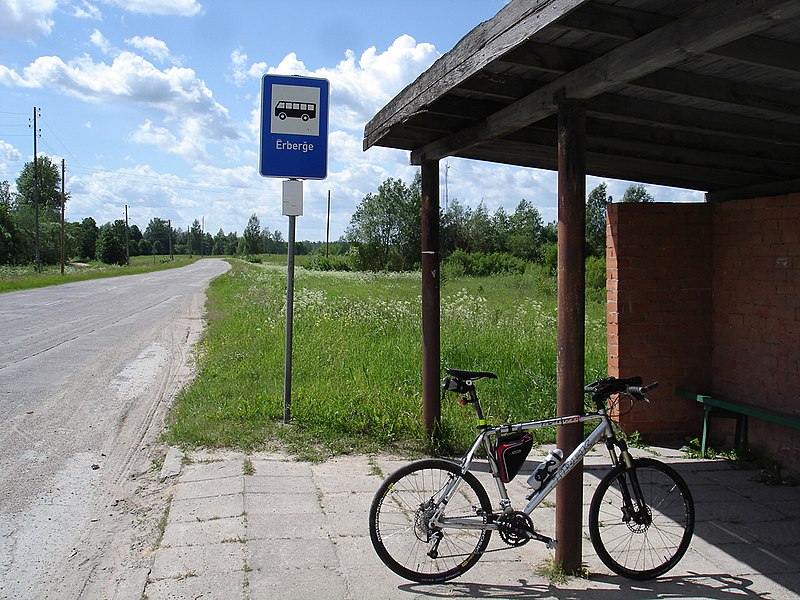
532,459 -> 558,484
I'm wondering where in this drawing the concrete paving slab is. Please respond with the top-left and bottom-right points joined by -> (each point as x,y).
244,491 -> 324,516
140,448 -> 800,600
246,512 -> 330,540
172,475 -> 244,502
144,572 -> 245,600
150,542 -> 245,580
247,456 -> 314,477
245,474 -> 318,494
179,455 -> 247,482
159,446 -> 184,482
168,493 -> 245,523
161,516 -> 246,548
247,566 -> 350,600
248,538 -> 339,571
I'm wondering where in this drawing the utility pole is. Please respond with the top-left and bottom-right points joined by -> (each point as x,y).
60,159 -> 65,275
201,216 -> 204,257
444,162 -> 450,213
125,205 -> 130,266
168,219 -> 173,260
31,107 -> 41,272
326,189 -> 331,257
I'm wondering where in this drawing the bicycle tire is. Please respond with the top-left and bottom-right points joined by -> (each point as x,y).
589,457 -> 694,580
369,458 -> 492,583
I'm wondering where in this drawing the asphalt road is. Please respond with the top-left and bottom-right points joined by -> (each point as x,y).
0,258 -> 230,599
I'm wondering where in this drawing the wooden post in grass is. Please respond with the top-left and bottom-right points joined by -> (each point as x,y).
420,158 -> 440,437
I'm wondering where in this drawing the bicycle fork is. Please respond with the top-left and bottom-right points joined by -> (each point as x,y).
613,445 -> 652,528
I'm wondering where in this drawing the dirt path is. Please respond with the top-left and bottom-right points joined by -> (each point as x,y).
0,259 -> 230,599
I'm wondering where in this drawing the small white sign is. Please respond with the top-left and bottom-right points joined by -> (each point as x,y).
282,179 -> 303,216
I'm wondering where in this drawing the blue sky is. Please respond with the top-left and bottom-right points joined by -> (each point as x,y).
0,0 -> 702,241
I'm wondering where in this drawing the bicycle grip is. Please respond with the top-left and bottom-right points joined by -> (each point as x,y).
627,382 -> 659,397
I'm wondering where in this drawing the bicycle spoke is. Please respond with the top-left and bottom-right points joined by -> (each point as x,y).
369,460 -> 492,583
589,459 -> 694,579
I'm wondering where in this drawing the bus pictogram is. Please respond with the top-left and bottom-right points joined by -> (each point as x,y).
274,101 -> 317,122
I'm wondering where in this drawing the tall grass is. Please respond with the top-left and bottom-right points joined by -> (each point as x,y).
165,260 -> 607,458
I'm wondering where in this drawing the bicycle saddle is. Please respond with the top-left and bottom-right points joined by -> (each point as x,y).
444,368 -> 498,381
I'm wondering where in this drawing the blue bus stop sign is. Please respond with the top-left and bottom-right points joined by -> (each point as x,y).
259,74 -> 330,179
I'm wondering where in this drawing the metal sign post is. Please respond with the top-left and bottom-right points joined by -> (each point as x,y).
282,179 -> 302,424
260,75 -> 329,423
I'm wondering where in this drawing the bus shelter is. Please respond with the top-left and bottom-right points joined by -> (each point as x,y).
363,0 -> 800,572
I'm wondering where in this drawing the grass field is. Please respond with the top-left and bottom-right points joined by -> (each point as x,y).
165,259 -> 608,459
0,255 -> 200,293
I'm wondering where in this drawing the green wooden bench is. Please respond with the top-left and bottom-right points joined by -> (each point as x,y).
677,389 -> 800,456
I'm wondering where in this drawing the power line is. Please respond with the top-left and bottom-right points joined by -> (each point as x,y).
39,117 -> 84,169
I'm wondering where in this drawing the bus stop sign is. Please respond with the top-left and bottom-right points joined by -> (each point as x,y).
259,74 -> 330,179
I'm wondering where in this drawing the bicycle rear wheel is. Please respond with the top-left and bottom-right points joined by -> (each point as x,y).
368,458 -> 492,583
589,458 -> 694,580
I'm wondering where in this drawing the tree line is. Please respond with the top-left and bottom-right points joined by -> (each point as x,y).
0,157 -> 303,267
342,173 -> 653,274
2,156 -> 654,271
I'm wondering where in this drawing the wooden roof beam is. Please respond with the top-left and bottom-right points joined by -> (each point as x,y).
587,94 -> 800,146
556,3 -> 800,74
712,36 -> 800,73
631,68 -> 800,119
455,140 -> 771,190
409,0 -> 800,164
363,0 -> 590,151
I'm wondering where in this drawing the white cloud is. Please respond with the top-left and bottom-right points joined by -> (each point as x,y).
90,29 -> 111,54
73,1 -> 102,20
0,51 -> 240,159
0,140 -> 22,163
230,48 -> 248,86
239,35 -> 438,133
0,0 -> 57,39
131,118 -> 209,161
126,36 -> 176,64
99,0 -> 201,16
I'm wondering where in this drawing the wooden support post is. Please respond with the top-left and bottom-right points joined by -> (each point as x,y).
421,159 -> 441,437
555,100 -> 586,573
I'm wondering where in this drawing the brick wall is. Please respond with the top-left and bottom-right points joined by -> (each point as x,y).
712,194 -> 800,472
606,202 -> 713,442
607,195 -> 800,475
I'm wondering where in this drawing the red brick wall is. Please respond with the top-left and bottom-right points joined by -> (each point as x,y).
712,194 -> 800,471
607,202 -> 713,442
607,195 -> 800,475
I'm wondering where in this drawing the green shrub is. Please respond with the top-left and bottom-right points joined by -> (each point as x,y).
585,256 -> 606,290
444,249 -> 526,277
306,253 -> 352,272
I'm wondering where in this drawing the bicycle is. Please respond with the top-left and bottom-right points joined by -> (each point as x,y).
368,368 -> 695,583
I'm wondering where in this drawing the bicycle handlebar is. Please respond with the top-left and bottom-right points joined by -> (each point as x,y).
626,382 -> 659,397
583,376 -> 658,401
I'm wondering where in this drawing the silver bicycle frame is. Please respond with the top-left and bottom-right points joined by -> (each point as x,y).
433,411 -> 617,531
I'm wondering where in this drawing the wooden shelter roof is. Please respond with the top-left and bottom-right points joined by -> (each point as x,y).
363,0 -> 800,202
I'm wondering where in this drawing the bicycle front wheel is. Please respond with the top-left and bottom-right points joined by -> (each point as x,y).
368,458 -> 492,583
589,457 -> 694,580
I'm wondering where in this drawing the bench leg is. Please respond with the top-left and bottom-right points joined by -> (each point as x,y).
734,415 -> 747,452
702,406 -> 712,457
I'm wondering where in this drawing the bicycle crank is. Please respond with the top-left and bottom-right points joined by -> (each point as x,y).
496,512 -> 557,548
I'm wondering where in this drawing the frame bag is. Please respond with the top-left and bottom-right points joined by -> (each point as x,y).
496,432 -> 534,483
